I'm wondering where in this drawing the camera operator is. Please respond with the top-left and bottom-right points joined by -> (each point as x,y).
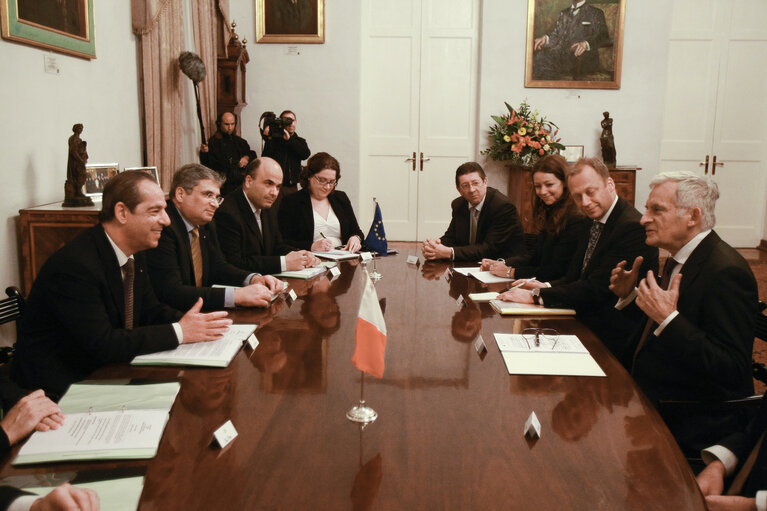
261,110 -> 310,197
200,112 -> 257,196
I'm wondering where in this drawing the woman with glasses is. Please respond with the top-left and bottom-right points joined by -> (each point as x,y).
278,152 -> 365,253
483,154 -> 588,284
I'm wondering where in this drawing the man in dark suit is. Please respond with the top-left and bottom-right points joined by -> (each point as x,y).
610,171 -> 758,460
422,161 -> 525,262
146,164 -> 283,311
200,112 -> 257,196
532,0 -> 611,80
499,157 -> 658,364
12,171 -> 233,398
215,157 -> 319,274
696,397 -> 767,509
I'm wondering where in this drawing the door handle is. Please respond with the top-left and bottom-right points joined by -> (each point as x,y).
419,152 -> 430,171
712,155 -> 724,175
699,155 -> 709,174
405,152 -> 416,171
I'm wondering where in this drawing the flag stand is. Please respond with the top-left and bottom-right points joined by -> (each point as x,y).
346,371 -> 378,423
369,255 -> 382,282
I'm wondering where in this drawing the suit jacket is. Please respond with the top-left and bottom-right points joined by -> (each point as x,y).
506,215 -> 590,282
540,197 -> 659,363
632,231 -> 758,458
277,188 -> 365,250
215,189 -> 296,274
146,201 -> 251,311
200,132 -> 257,196
440,187 -> 525,262
12,225 -> 181,398
545,4 -> 610,74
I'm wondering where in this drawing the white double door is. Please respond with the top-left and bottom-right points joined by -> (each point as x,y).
659,0 -> 767,247
359,0 -> 479,241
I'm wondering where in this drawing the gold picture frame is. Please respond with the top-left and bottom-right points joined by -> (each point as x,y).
524,0 -> 624,89
256,0 -> 325,44
0,0 -> 95,59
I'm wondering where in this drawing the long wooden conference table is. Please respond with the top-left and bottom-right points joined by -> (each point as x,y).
0,243 -> 705,509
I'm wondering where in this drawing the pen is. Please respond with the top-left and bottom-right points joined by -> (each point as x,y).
509,276 -> 536,290
320,232 -> 327,239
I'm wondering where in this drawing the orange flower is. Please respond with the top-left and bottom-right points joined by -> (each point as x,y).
539,148 -> 545,155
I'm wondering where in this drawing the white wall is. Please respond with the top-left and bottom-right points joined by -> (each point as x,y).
479,0 -> 672,212
228,0 -> 363,202
0,2 -> 142,292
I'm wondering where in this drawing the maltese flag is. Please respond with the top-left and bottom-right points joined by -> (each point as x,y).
352,275 -> 387,378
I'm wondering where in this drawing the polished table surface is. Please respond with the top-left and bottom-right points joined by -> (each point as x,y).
0,243 -> 705,510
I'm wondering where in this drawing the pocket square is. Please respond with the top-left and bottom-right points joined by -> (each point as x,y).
581,21 -> 591,25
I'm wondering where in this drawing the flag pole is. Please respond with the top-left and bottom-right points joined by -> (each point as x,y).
346,370 -> 377,423
368,198 -> 383,282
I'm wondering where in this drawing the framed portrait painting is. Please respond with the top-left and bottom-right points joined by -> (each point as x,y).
256,0 -> 325,44
0,0 -> 95,59
524,0 -> 624,89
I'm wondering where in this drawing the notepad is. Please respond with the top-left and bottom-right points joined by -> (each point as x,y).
131,324 -> 256,367
25,476 -> 144,511
490,300 -> 576,316
494,333 -> 605,377
312,249 -> 360,261
468,292 -> 499,302
57,382 -> 181,414
274,266 -> 327,279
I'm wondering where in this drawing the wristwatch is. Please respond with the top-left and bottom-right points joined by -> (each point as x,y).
506,267 -> 512,278
531,288 -> 541,305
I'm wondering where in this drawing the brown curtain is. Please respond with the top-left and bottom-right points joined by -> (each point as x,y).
132,0 -> 184,191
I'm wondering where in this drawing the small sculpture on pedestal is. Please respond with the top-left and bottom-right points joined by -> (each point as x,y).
600,112 -> 616,167
63,123 -> 93,207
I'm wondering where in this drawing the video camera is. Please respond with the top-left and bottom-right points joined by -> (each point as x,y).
259,111 -> 293,138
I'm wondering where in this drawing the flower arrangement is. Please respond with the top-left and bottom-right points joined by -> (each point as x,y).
481,101 -> 565,166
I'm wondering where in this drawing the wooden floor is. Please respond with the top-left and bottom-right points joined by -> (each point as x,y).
739,248 -> 767,393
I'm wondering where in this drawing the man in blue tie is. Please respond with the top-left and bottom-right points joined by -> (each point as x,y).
610,171 -> 758,461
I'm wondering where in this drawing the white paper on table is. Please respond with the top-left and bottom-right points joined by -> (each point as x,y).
131,324 -> 256,367
452,266 -> 481,276
312,249 -> 360,261
57,382 -> 180,414
469,271 -> 514,284
499,351 -> 606,377
494,334 -> 588,354
468,291 -> 499,302
14,410 -> 169,464
25,476 -> 144,511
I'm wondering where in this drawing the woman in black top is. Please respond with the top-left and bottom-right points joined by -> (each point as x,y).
278,152 -> 364,252
481,154 -> 588,282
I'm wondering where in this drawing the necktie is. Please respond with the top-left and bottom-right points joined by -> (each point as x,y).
632,258 -> 678,368
469,207 -> 479,245
123,258 -> 135,330
581,221 -> 604,275
191,227 -> 203,287
728,431 -> 766,495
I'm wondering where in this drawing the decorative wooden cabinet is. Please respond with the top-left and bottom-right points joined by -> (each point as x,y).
217,35 -> 249,135
507,165 -> 639,233
18,202 -> 100,295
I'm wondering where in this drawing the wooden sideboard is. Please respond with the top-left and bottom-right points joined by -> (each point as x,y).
507,165 -> 639,232
18,201 -> 101,295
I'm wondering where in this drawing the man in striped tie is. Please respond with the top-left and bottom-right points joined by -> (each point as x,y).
610,171 -> 758,463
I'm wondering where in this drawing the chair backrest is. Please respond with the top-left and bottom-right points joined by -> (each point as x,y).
0,287 -> 24,364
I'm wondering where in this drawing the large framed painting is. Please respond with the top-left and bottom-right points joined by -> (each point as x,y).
524,0 -> 624,89
0,0 -> 95,59
256,0 -> 324,44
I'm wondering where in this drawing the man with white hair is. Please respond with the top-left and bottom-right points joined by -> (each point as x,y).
610,171 -> 758,460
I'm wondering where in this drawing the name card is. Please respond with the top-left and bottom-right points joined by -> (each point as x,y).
213,420 -> 238,448
456,295 -> 465,309
406,255 -> 419,265
474,335 -> 486,354
360,252 -> 374,262
246,333 -> 259,350
524,411 -> 541,439
329,266 -> 341,278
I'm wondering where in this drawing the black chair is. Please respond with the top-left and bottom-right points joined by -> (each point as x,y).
752,301 -> 767,383
0,287 -> 24,364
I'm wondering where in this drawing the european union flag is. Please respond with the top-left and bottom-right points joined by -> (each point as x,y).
365,203 -> 388,256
